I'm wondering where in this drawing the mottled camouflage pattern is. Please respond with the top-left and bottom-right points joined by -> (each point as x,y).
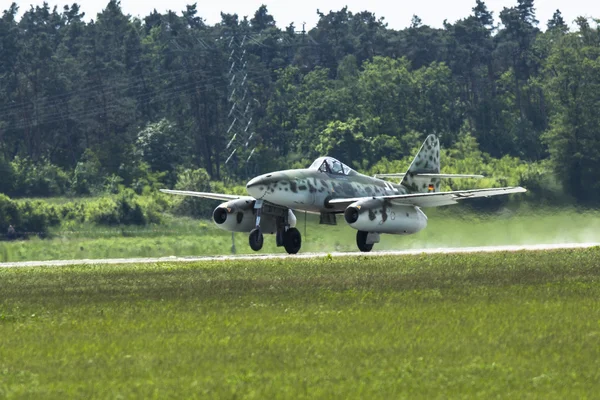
247,167 -> 407,213
245,135 -> 442,228
400,134 -> 441,193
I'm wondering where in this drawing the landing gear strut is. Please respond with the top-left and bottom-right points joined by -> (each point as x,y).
248,200 -> 301,254
356,231 -> 374,252
249,200 -> 264,252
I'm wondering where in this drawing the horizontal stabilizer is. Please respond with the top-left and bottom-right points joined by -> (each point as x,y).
375,173 -> 484,179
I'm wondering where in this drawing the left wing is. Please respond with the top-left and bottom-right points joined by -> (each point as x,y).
159,189 -> 250,201
328,187 -> 526,208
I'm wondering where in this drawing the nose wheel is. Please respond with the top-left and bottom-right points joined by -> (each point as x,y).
249,228 -> 264,251
249,199 -> 264,251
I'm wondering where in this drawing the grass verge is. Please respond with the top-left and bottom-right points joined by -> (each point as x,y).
2,206 -> 600,262
1,248 -> 600,398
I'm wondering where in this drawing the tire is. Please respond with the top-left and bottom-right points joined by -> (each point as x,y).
283,227 -> 302,254
249,228 -> 264,251
356,231 -> 374,252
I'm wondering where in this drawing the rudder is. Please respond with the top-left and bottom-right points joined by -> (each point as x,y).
400,135 -> 441,193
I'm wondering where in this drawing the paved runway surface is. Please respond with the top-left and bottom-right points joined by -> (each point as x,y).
1,242 -> 598,268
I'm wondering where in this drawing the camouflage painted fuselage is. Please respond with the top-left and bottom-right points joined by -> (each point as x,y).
246,135 -> 443,214
246,169 -> 410,213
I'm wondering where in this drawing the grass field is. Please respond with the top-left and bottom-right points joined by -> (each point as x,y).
1,249 -> 600,398
2,205 -> 600,262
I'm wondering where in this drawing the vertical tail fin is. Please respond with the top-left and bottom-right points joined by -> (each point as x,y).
400,134 -> 441,193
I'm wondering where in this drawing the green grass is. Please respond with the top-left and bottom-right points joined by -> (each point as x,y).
1,249 -> 600,398
2,206 -> 600,262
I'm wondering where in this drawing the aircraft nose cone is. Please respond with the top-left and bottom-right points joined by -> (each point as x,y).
246,175 -> 268,199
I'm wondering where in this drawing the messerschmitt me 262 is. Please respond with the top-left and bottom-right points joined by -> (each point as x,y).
161,135 -> 526,254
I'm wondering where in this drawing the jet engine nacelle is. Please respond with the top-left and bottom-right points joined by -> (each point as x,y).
213,198 -> 297,234
213,198 -> 257,232
344,198 -> 427,234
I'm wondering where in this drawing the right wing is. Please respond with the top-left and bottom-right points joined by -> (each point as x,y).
328,186 -> 526,208
159,189 -> 251,202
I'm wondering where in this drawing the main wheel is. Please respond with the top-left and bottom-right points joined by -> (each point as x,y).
283,227 -> 302,254
356,231 -> 374,252
249,228 -> 264,251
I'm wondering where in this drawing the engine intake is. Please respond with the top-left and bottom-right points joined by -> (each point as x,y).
344,207 -> 359,224
213,207 -> 228,225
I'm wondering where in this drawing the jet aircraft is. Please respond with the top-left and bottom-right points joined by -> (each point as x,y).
161,135 -> 526,254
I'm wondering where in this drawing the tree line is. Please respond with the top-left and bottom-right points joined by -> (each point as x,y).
0,0 -> 599,203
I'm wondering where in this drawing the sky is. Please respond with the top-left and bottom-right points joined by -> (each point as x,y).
5,0 -> 600,30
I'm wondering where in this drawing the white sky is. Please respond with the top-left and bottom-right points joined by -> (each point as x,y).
5,0 -> 600,30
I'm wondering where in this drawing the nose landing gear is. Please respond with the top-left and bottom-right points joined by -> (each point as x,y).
248,200 -> 301,254
249,200 -> 264,251
249,228 -> 264,251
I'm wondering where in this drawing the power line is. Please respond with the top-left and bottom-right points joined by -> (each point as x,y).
2,70 -> 275,131
224,33 -> 259,178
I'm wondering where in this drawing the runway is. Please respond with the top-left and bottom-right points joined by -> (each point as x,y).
1,242 -> 598,268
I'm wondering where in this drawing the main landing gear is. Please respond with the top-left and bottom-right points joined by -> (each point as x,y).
248,200 -> 301,254
282,227 -> 301,254
356,231 -> 380,253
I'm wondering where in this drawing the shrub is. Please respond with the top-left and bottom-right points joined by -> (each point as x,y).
11,157 -> 69,197
17,201 -> 61,236
0,194 -> 19,235
1,195 -> 61,239
71,150 -> 103,195
104,174 -> 124,194
59,201 -> 87,223
116,191 -> 146,225
86,197 -> 120,225
119,160 -> 166,195
85,191 -> 151,226
171,168 -> 215,218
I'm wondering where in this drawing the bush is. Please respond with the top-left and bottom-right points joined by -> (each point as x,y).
0,195 -> 61,239
171,168 -> 215,218
104,174 -> 124,194
59,201 -> 87,223
115,191 -> 146,225
86,197 -> 120,225
17,201 -> 61,236
119,160 -> 166,195
71,150 -> 103,195
85,190 -> 159,226
0,194 -> 19,236
11,157 -> 69,197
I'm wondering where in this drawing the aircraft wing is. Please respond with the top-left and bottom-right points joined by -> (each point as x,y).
159,189 -> 249,201
328,187 -> 527,208
374,173 -> 484,179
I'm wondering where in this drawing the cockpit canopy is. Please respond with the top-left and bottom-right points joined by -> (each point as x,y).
309,157 -> 354,176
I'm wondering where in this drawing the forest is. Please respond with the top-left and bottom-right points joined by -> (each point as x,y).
0,0 -> 599,208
